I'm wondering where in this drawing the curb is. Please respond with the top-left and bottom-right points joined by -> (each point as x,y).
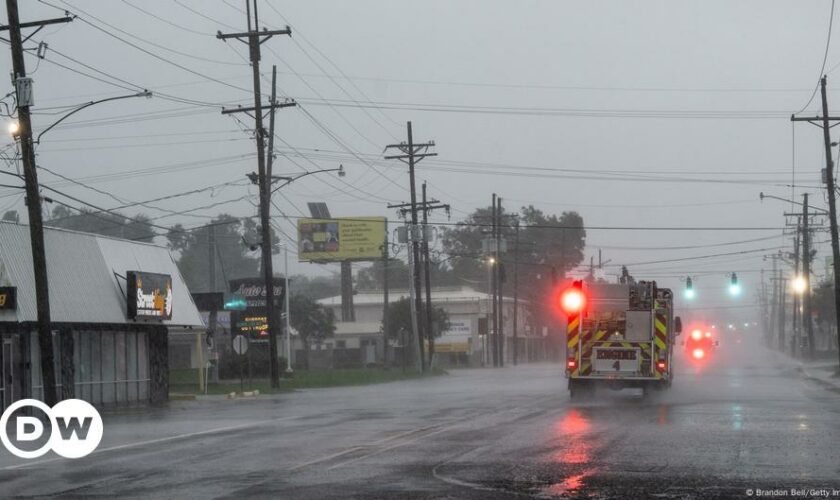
169,393 -> 197,401
798,365 -> 840,393
226,389 -> 261,399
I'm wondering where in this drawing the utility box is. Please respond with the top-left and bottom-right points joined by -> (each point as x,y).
625,310 -> 652,341
14,77 -> 33,107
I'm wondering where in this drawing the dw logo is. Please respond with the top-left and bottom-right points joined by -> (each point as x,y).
0,399 -> 103,459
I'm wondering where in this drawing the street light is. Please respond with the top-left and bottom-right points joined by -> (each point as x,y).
245,165 -> 345,194
36,91 -> 152,144
7,121 -> 19,136
759,192 -> 830,215
246,164 -> 346,381
792,275 -> 808,294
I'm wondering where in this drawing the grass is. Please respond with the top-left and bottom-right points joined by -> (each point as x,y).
169,367 -> 447,396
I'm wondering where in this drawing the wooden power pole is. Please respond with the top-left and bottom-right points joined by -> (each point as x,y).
2,0 -> 72,405
791,75 -> 840,371
384,123 -> 436,371
217,0 -> 295,388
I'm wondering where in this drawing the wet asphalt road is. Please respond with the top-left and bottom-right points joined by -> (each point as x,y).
2,334 -> 840,499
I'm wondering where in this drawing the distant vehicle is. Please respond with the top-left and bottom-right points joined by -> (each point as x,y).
561,281 -> 681,399
683,326 -> 719,361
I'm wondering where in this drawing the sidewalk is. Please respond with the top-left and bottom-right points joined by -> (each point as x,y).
797,358 -> 840,391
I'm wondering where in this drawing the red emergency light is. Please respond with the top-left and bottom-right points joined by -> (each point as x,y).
691,329 -> 703,341
560,284 -> 586,317
692,348 -> 705,360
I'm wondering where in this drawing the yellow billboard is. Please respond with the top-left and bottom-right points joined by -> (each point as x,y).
298,217 -> 386,262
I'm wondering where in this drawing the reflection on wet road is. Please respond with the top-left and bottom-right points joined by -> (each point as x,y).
0,334 -> 838,499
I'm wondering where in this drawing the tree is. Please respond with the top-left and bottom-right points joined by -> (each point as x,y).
356,256 -> 459,292
289,294 -> 336,369
382,297 -> 450,342
288,273 -> 342,300
441,205 -> 586,346
2,210 -> 19,223
46,205 -> 155,242
442,205 -> 586,286
356,258 -> 409,290
441,205 -> 509,292
166,214 -> 279,293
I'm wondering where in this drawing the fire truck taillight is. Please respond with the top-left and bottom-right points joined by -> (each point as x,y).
567,358 -> 577,369
560,283 -> 586,316
656,360 -> 666,370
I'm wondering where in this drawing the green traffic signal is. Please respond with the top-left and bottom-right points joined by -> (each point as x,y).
684,277 -> 695,299
729,273 -> 741,296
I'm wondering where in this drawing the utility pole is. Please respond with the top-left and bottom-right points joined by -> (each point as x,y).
490,193 -> 498,367
513,218 -> 519,366
778,269 -> 787,352
217,1 -> 295,389
767,254 -> 779,348
420,183 -> 449,368
207,224 -> 218,384
389,186 -> 448,369
2,1 -> 72,406
422,183 -> 434,367
803,193 -> 815,359
793,226 -> 800,357
791,75 -> 840,370
382,230 -> 389,366
761,269 -> 769,346
384,123 -> 436,371
785,213 -> 801,356
406,222 -> 421,370
496,196 -> 504,366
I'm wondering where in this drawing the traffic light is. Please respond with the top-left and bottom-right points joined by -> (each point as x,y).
729,273 -> 741,296
684,277 -> 695,299
560,280 -> 586,317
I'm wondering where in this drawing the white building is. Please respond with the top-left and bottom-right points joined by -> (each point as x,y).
317,286 -> 545,367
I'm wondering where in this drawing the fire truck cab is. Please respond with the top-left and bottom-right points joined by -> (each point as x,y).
563,281 -> 681,399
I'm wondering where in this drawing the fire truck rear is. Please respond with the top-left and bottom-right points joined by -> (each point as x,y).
562,281 -> 682,399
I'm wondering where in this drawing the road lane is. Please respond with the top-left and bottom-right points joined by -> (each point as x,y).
1,335 -> 838,499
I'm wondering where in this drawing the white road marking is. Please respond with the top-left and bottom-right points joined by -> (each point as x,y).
2,415 -> 300,471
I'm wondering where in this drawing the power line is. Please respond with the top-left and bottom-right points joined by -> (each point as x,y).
588,234 -> 785,251
39,0 -> 257,97
121,0 -> 215,37
798,0 -> 836,112
58,0 -> 248,66
295,97 -> 816,120
604,246 -> 788,268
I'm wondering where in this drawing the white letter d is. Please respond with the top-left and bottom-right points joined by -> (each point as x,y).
16,416 -> 44,442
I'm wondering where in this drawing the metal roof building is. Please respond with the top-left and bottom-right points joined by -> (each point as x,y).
0,221 -> 202,327
0,221 -> 202,409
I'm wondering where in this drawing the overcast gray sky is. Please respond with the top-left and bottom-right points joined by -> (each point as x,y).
2,0 -> 838,323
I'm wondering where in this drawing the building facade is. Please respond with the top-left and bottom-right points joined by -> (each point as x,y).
0,222 -> 203,410
317,286 -> 545,367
